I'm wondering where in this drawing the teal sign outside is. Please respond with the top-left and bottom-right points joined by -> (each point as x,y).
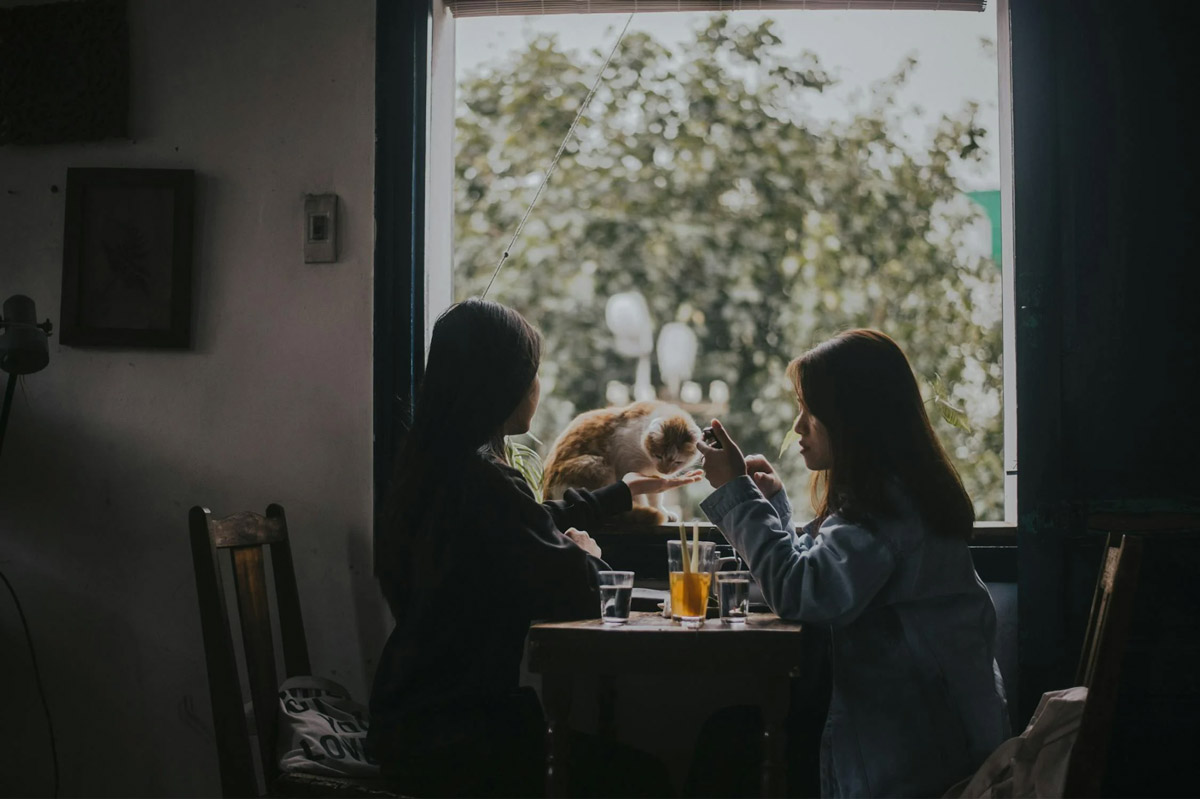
967,190 -> 1003,268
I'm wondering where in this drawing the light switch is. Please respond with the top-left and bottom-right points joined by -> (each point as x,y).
304,194 -> 338,263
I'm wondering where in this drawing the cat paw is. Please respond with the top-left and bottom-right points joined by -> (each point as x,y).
664,510 -> 680,523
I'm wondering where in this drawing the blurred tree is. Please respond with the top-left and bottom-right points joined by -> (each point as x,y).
454,15 -> 1004,520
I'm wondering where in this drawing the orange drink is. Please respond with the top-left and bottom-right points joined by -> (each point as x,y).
670,570 -> 712,620
667,538 -> 717,625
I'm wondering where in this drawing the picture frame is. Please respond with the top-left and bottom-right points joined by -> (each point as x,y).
60,167 -> 194,348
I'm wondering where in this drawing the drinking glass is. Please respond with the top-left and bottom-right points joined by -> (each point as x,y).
598,571 -> 634,625
716,570 -> 751,624
667,540 -> 715,627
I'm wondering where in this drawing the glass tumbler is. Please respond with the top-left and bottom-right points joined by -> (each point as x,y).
667,540 -> 715,626
716,570 -> 751,623
598,570 -> 634,625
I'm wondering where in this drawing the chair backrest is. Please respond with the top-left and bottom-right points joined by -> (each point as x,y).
1063,531 -> 1144,798
190,504 -> 311,798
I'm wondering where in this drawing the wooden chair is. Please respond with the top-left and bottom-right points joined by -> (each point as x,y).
189,504 -> 401,798
1062,531 -> 1144,798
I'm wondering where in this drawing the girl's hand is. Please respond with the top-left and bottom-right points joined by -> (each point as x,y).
744,454 -> 783,500
622,470 -> 704,496
697,419 -> 747,489
563,527 -> 602,559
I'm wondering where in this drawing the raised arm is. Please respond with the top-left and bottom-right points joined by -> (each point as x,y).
541,469 -> 703,530
701,476 -> 896,625
541,480 -> 633,532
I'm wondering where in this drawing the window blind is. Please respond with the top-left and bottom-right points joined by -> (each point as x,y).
446,1 -> 987,18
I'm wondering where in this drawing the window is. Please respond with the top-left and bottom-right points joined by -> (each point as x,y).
425,0 -> 1016,524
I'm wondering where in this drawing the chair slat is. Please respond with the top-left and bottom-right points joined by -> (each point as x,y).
1076,535 -> 1120,685
231,545 -> 283,789
1064,533 -> 1144,798
1101,545 -> 1118,591
268,504 -> 311,677
189,507 -> 259,799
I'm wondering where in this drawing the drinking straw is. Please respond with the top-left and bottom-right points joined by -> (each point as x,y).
691,523 -> 700,572
678,523 -> 691,573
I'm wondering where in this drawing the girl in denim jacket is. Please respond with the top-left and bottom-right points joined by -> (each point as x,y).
698,329 -> 1009,798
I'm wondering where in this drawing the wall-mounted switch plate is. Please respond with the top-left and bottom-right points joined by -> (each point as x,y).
304,193 -> 338,263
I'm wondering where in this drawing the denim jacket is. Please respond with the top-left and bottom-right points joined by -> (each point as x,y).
702,476 -> 1009,798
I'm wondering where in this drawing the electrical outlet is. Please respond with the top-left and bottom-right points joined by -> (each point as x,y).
303,194 -> 337,263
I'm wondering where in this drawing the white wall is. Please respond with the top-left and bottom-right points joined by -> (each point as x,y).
0,2 -> 380,795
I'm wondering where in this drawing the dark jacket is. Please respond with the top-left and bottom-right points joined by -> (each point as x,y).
368,455 -> 630,759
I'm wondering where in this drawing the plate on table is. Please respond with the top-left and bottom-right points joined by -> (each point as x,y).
631,587 -> 668,613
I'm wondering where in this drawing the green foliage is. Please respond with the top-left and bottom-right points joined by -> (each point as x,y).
779,416 -> 800,460
455,15 -> 1004,520
504,438 -> 545,502
930,373 -> 973,434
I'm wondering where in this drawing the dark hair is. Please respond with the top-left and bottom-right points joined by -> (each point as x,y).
785,329 -> 975,539
375,299 -> 542,601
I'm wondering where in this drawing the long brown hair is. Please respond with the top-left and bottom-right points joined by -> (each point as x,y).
785,329 -> 974,539
375,299 -> 542,612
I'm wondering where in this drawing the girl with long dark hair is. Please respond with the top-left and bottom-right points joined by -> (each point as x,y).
369,299 -> 696,797
697,329 -> 1008,798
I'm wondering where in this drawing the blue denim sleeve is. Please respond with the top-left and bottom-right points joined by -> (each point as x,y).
701,476 -> 896,625
768,486 -> 793,533
796,517 -> 820,551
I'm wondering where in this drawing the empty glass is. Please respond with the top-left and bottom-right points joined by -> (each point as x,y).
598,571 -> 634,625
716,570 -> 751,624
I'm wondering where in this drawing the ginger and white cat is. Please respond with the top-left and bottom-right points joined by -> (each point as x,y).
542,400 -> 702,525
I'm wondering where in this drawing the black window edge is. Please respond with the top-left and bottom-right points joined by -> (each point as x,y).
374,0 -> 430,537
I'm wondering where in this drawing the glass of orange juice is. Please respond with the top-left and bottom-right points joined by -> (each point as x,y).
668,540 -> 715,627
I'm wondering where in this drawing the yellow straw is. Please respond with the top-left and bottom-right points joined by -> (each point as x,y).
679,523 -> 691,573
691,523 -> 700,571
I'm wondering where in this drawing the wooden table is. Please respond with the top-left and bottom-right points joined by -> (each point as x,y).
526,611 -> 805,798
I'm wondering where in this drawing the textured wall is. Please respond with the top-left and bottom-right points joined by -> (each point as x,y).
0,2 -> 380,795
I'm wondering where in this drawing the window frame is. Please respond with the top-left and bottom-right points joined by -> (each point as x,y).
383,0 -> 1019,545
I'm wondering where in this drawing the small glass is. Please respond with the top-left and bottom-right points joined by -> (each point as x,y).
598,571 -> 635,625
716,570 -> 752,624
667,540 -> 715,627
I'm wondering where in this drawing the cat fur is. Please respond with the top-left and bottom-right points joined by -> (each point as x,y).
542,400 -> 701,525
